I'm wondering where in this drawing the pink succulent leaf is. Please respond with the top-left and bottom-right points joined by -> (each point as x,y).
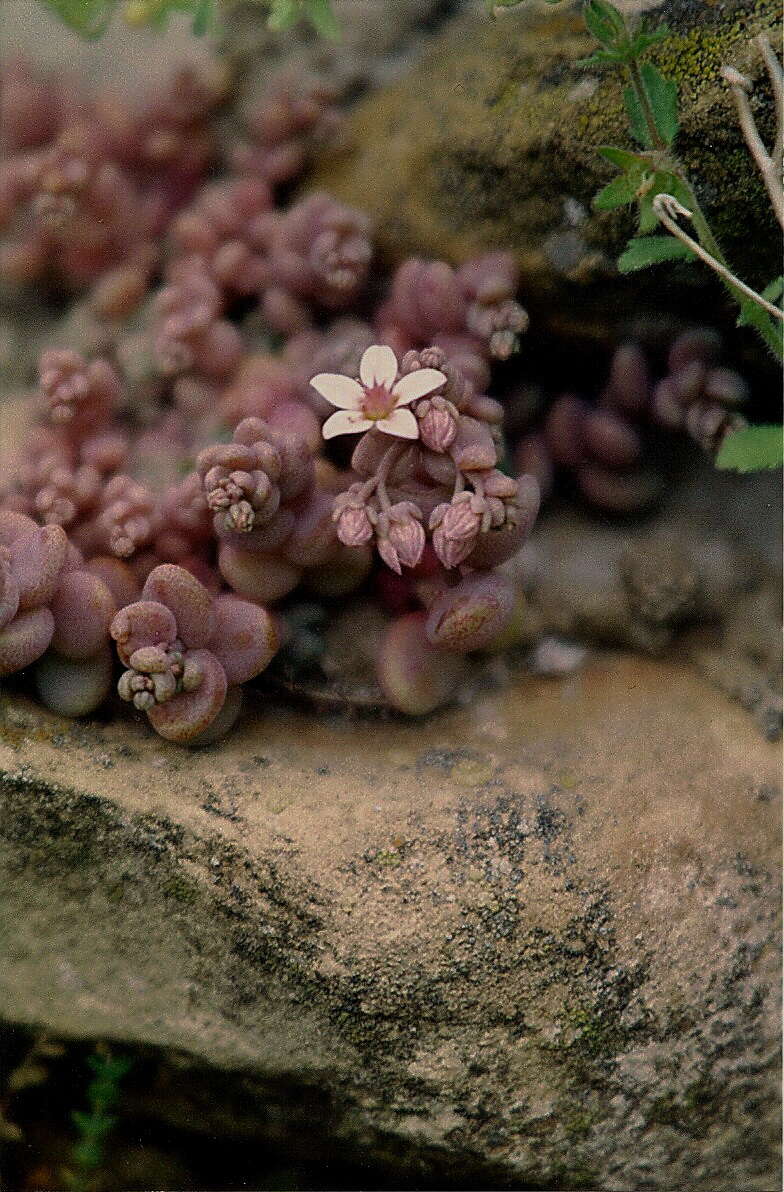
0,607 -> 55,677
218,543 -> 301,604
50,569 -> 116,661
110,599 -> 178,666
376,611 -> 468,716
0,550 -> 21,631
0,510 -> 39,547
141,563 -> 215,649
425,572 -> 516,653
11,524 -> 68,610
146,649 -> 227,743
208,595 -> 279,684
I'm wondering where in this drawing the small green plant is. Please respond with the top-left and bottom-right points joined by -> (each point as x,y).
39,0 -> 339,39
62,1048 -> 132,1192
491,0 -> 783,471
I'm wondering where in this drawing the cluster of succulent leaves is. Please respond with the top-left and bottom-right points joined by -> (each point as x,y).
493,0 -> 782,472
62,1050 -> 133,1192
40,0 -> 339,38
36,0 -> 783,475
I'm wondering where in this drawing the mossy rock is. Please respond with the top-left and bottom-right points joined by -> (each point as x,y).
310,0 -> 779,338
0,651 -> 780,1189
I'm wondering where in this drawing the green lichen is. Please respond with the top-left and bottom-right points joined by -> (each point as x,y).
373,849 -> 403,869
162,874 -> 199,904
559,1003 -> 629,1062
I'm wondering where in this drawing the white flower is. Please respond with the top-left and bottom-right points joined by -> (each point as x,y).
310,344 -> 446,441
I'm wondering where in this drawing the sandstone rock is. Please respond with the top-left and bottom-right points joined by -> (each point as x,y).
309,0 -> 780,339
0,652 -> 779,1189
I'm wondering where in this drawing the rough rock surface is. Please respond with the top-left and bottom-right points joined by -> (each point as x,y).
309,0 -> 780,337
223,0 -> 470,91
1,652 -> 780,1190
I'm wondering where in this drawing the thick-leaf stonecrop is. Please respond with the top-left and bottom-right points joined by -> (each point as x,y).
0,52 -> 768,737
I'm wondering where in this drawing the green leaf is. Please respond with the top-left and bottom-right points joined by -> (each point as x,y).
625,65 -> 679,147
304,0 -> 339,39
761,276 -> 784,303
629,24 -> 670,54
593,169 -> 644,210
736,277 -> 784,327
576,48 -> 625,67
637,170 -> 688,232
72,1139 -> 104,1170
267,0 -> 299,29
583,0 -> 627,49
640,62 -> 678,145
715,425 -> 784,472
597,145 -> 652,169
624,84 -> 650,146
40,0 -> 115,36
617,235 -> 693,272
191,0 -> 215,35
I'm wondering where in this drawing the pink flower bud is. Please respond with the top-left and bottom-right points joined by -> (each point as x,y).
377,502 -> 425,574
337,506 -> 374,548
417,396 -> 458,453
430,494 -> 483,569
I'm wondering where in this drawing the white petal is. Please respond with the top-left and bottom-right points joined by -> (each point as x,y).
392,368 -> 447,405
359,344 -> 398,388
322,409 -> 374,440
310,373 -> 364,410
376,408 -> 419,440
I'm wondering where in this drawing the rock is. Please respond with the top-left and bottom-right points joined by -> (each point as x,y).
309,0 -> 780,338
222,0 -> 471,94
0,652 -> 779,1190
506,454 -> 782,660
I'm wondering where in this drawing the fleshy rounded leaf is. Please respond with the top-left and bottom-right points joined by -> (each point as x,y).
11,525 -> 68,610
50,570 -> 116,661
142,563 -> 215,648
0,607 -> 55,676
147,649 -> 227,743
208,595 -> 279,684
0,573 -> 20,632
110,600 -> 177,665
425,573 -> 516,653
34,645 -> 113,717
0,510 -> 38,546
86,556 -> 141,608
376,611 -> 468,716
186,685 -> 243,747
218,545 -> 301,603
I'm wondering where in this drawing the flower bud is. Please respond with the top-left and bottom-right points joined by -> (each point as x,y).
430,494 -> 484,569
377,502 -> 425,574
417,395 -> 458,453
333,485 -> 375,547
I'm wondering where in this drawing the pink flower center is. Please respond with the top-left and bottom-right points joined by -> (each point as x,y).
361,382 -> 397,421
